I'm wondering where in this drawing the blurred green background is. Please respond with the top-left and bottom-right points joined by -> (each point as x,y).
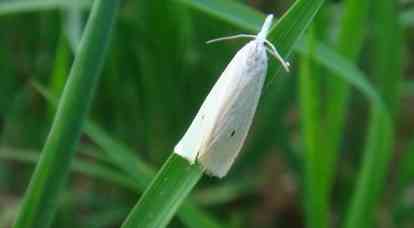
0,0 -> 413,227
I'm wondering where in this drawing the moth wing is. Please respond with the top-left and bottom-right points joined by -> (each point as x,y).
174,52 -> 240,163
198,43 -> 268,177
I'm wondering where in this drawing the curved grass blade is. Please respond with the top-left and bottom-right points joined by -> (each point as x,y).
13,1 -> 120,227
121,0 -> 326,227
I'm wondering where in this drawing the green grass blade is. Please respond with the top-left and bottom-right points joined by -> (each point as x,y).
323,0 -> 371,191
121,0 -> 325,227
267,0 -> 325,57
343,0 -> 402,227
300,27 -> 327,228
371,0 -> 402,117
295,42 -> 381,104
0,0 -> 92,15
121,154 -> 204,228
344,110 -> 393,228
48,34 -> 70,118
13,1 -> 120,227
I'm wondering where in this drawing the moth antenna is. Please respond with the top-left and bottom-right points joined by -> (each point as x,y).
206,34 -> 257,44
264,40 -> 290,72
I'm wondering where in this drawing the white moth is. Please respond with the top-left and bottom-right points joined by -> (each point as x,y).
174,14 -> 290,178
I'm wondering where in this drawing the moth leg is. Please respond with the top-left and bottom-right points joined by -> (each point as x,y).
264,40 -> 290,72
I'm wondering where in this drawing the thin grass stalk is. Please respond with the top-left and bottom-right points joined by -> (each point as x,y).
300,25 -> 329,228
323,0 -> 371,192
344,109 -> 393,227
48,34 -> 69,118
13,1 -> 120,227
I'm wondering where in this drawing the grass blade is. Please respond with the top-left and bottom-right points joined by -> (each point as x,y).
300,26 -> 327,228
322,0 -> 371,192
344,110 -> 393,228
121,0 -> 326,227
13,1 -> 120,227
48,34 -> 70,118
344,0 -> 402,226
121,154 -> 204,228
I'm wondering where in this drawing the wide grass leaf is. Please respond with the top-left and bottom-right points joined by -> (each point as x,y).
13,1 -> 120,227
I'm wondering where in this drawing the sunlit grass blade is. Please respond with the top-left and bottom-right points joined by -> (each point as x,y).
0,0 -> 92,15
121,0 -> 325,227
13,1 -> 120,227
